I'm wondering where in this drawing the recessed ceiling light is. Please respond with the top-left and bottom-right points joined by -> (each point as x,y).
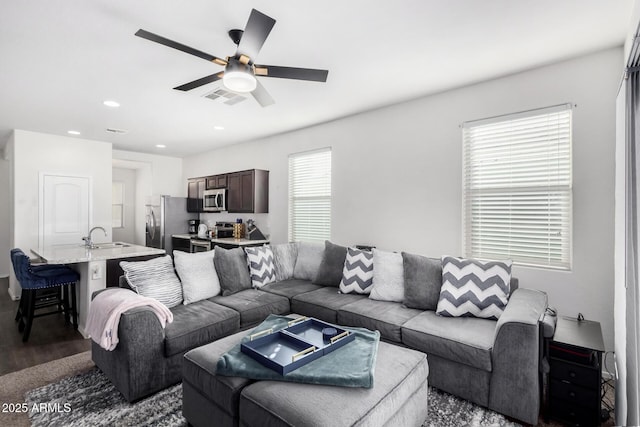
214,126 -> 224,130
67,130 -> 81,135
155,144 -> 166,148
103,100 -> 120,108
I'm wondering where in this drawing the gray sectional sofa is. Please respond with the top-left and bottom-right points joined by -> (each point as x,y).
91,242 -> 549,425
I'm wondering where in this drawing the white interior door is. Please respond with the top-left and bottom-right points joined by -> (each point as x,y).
40,174 -> 91,247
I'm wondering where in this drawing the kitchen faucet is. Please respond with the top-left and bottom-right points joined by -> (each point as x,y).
82,226 -> 107,248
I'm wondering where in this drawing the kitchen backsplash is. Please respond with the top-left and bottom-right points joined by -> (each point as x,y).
199,212 -> 270,239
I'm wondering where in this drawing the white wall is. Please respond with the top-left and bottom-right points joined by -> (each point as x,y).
0,150 -> 10,278
184,48 -> 621,354
8,130 -> 112,298
112,150 -> 184,245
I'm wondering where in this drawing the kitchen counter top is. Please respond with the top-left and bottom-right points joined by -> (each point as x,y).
30,242 -> 166,340
31,243 -> 166,264
172,234 -> 269,247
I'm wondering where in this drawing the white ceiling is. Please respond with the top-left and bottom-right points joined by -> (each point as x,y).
0,0 -> 634,157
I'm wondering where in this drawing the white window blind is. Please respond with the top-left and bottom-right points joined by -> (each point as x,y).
288,148 -> 332,242
112,181 -> 124,229
462,104 -> 572,270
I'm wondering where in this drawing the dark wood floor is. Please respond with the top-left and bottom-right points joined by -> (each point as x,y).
0,277 -> 90,376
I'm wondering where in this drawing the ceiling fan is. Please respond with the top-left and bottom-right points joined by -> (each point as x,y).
135,8 -> 329,107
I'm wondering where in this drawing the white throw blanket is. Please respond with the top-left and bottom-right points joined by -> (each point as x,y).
86,288 -> 174,351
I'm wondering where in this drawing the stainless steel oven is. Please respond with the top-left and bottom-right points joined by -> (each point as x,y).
203,188 -> 226,212
190,239 -> 212,253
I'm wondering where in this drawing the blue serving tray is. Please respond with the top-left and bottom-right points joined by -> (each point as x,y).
241,330 -> 323,375
284,317 -> 355,355
240,317 -> 356,375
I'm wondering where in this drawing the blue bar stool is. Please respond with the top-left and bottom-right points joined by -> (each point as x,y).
10,248 -> 80,342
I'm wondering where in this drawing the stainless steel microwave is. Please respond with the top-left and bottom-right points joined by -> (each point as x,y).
203,188 -> 226,212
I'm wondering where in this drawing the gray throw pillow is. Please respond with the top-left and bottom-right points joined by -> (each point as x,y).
313,241 -> 348,287
213,247 -> 252,296
270,243 -> 298,281
293,241 -> 324,281
120,255 -> 183,308
401,252 -> 442,310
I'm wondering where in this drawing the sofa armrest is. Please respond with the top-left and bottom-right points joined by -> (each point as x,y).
489,288 -> 548,425
91,295 -> 167,402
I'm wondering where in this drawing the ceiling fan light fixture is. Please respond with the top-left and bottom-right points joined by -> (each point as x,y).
223,70 -> 257,93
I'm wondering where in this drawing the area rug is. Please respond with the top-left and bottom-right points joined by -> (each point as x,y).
25,367 -> 521,427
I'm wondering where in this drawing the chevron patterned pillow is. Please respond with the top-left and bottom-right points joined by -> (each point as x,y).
436,256 -> 512,320
339,248 -> 374,294
245,246 -> 276,288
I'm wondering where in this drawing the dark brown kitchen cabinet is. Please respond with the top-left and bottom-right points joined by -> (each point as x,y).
187,177 -> 206,212
227,169 -> 269,213
206,174 -> 227,190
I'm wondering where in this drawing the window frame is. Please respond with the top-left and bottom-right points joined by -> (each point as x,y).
462,104 -> 573,270
288,147 -> 332,243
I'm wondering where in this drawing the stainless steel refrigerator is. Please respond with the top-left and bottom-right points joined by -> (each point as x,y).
145,195 -> 195,255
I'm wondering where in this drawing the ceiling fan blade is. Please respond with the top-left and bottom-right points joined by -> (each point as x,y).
251,80 -> 275,107
135,29 -> 227,66
235,9 -> 276,61
173,72 -> 224,91
254,65 -> 328,82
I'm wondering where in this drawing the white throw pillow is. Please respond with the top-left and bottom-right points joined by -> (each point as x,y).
368,249 -> 405,302
120,255 -> 183,308
270,243 -> 298,281
245,246 -> 276,288
173,250 -> 221,305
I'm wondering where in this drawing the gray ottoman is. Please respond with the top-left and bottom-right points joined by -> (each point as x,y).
183,331 -> 254,427
183,328 -> 429,427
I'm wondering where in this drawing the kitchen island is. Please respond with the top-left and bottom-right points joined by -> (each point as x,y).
31,243 -> 165,339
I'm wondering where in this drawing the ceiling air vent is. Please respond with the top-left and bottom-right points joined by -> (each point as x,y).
106,128 -> 129,134
203,86 -> 247,106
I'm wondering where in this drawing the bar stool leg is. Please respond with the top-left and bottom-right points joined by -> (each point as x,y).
62,284 -> 70,324
15,292 -> 26,322
22,289 -> 36,342
70,282 -> 78,330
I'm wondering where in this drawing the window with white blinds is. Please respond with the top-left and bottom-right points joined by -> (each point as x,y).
462,104 -> 572,270
288,148 -> 332,242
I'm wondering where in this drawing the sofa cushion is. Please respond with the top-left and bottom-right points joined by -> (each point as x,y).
293,241 -> 324,281
338,298 -> 422,343
120,255 -> 183,308
214,247 -> 252,296
173,250 -> 221,305
313,241 -> 348,287
339,248 -> 374,294
436,256 -> 511,320
401,310 -> 496,372
244,246 -> 276,288
402,252 -> 442,310
211,289 -> 290,328
164,300 -> 239,357
260,279 -> 323,299
369,249 -> 404,302
270,243 -> 298,281
291,287 -> 367,324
